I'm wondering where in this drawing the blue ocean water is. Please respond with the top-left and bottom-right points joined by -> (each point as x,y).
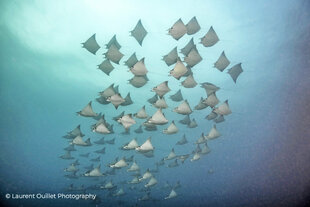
0,0 -> 309,206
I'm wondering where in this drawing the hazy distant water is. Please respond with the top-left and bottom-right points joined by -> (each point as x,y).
0,0 -> 309,207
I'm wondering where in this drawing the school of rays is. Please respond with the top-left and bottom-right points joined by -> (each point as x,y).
60,17 -> 243,204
